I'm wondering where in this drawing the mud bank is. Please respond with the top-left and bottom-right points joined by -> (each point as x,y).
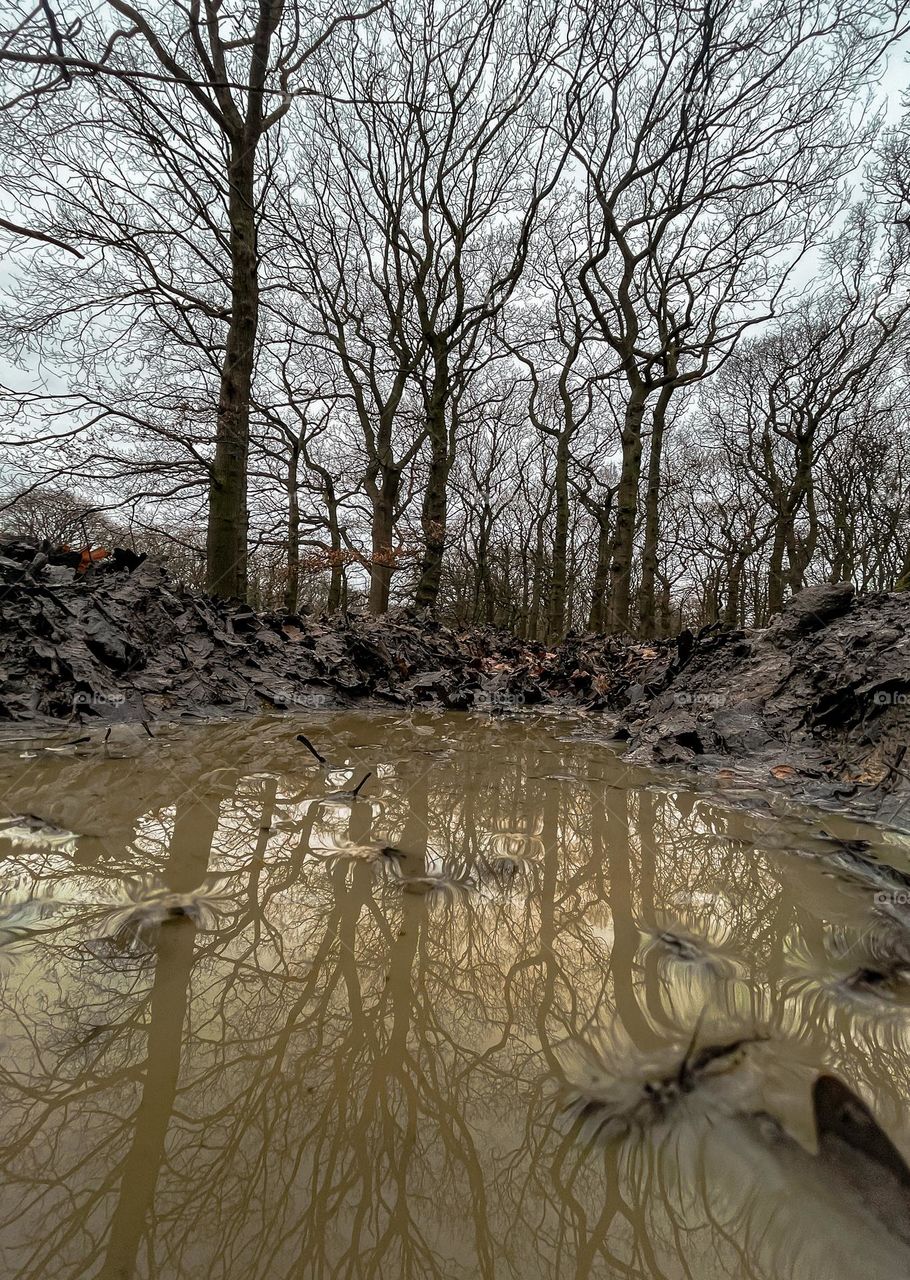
618,583 -> 910,792
1,538 -> 908,812
0,536 -> 633,721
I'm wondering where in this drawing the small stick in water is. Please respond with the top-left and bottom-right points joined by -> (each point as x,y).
319,772 -> 374,803
297,734 -> 327,764
675,1010 -> 707,1085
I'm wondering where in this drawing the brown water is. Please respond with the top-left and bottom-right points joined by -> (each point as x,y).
2,711 -> 910,1280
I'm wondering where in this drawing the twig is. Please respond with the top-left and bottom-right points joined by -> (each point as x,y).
296,733 -> 326,764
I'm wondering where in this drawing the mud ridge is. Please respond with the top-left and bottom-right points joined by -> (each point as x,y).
1,538 -> 909,812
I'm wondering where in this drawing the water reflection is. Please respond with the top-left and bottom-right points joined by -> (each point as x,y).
0,712 -> 909,1278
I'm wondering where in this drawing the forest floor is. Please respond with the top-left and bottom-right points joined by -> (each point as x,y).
2,534 -> 909,824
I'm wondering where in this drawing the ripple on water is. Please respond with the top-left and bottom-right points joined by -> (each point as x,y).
0,712 -> 908,1280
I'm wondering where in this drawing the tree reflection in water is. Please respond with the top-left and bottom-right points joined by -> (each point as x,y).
0,712 -> 908,1279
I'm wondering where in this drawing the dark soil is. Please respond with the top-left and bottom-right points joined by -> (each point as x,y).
0,535 -> 638,721
2,537 -> 909,815
620,583 -> 910,781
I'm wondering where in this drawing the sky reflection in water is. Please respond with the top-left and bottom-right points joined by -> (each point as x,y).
1,712 -> 909,1279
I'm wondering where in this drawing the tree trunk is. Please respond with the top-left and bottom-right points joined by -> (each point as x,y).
325,487 -> 344,613
284,441 -> 300,613
637,381 -> 672,638
368,468 -> 399,613
327,556 -> 343,614
767,515 -> 789,615
724,553 -> 747,626
528,512 -> 547,641
548,435 -> 570,640
518,540 -> 530,635
414,354 -> 451,610
206,145 -> 258,599
788,465 -> 817,594
566,525 -> 578,633
658,577 -> 673,635
606,385 -> 647,634
587,512 -> 612,632
477,509 -> 494,624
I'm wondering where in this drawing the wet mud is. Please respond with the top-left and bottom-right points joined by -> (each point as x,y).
2,538 -> 909,822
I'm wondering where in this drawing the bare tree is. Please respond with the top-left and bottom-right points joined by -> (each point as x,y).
702,209 -> 909,616
1,0 -> 377,599
569,0 -> 902,634
287,0 -> 570,612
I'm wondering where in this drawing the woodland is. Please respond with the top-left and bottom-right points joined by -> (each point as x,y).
1,0 -> 909,641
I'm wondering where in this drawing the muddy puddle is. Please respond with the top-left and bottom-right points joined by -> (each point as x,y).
2,711 -> 910,1279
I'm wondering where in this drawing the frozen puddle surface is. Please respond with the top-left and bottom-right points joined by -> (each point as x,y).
1,712 -> 910,1279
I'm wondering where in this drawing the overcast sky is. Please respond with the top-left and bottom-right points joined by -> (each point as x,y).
0,30 -> 907,466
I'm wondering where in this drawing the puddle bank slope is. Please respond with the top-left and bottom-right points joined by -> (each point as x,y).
1,539 -> 908,809
619,583 -> 910,804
